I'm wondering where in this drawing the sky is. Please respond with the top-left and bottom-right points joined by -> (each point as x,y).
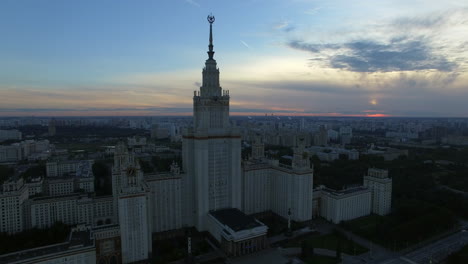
0,0 -> 467,117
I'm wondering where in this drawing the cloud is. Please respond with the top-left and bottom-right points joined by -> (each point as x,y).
289,37 -> 457,73
274,20 -> 289,30
287,9 -> 468,73
330,39 -> 456,72
240,40 -> 251,49
185,0 -> 200,7
304,7 -> 322,15
274,20 -> 296,32
288,41 -> 339,53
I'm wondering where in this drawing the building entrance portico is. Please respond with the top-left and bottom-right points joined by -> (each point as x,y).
222,235 -> 268,257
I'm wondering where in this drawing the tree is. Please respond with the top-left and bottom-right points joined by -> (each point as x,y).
93,161 -> 112,196
301,240 -> 314,260
301,240 -> 307,259
336,238 -> 342,261
139,159 -> 153,173
0,165 -> 14,184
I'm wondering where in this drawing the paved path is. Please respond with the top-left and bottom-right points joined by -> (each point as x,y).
268,226 -> 317,245
229,248 -> 290,264
374,230 -> 468,264
440,185 -> 468,198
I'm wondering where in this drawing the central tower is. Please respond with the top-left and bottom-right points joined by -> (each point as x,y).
183,15 -> 242,231
193,15 -> 230,130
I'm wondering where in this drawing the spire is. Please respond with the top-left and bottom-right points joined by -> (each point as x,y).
207,14 -> 215,60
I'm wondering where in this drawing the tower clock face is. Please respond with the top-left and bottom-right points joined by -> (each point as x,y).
126,167 -> 136,176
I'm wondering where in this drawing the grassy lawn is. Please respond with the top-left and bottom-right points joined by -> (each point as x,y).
283,232 -> 368,255
342,205 -> 458,251
303,255 -> 339,264
343,214 -> 381,238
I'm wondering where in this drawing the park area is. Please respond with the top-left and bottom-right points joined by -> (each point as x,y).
282,230 -> 368,255
341,202 -> 458,251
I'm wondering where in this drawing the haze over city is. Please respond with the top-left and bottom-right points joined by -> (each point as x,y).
1,0 -> 467,117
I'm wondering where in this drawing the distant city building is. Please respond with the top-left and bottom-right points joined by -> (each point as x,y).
365,144 -> 408,161
313,126 -> 328,146
48,119 -> 56,137
0,129 -> 22,142
442,135 -> 468,146
0,178 -> 28,234
327,129 -> 339,142
127,136 -> 147,148
308,146 -> 359,161
45,160 -> 95,195
339,126 -> 353,145
385,131 -> 419,141
150,124 -> 171,140
0,140 -> 51,162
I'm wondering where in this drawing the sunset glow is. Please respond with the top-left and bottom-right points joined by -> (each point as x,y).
0,1 -> 467,117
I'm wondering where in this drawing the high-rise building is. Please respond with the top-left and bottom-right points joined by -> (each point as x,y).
113,142 -> 152,263
182,15 -> 242,231
0,178 -> 28,234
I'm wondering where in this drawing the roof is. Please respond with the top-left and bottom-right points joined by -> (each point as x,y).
320,186 -> 370,196
0,228 -> 93,264
209,208 -> 262,232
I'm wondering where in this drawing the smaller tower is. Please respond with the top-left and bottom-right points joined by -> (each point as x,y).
292,137 -> 311,170
170,161 -> 180,175
251,133 -> 265,160
364,168 -> 392,215
112,142 -> 152,263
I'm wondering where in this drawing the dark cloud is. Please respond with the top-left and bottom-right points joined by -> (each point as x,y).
333,40 -> 455,72
393,15 -> 445,29
288,40 -> 339,53
283,25 -> 296,33
289,38 -> 456,72
286,9 -> 468,73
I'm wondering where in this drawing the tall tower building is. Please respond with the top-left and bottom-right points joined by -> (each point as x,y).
183,15 -> 242,231
363,168 -> 392,215
112,142 -> 152,263
251,133 -> 265,160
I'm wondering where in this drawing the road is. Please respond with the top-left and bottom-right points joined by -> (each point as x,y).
375,230 -> 468,264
